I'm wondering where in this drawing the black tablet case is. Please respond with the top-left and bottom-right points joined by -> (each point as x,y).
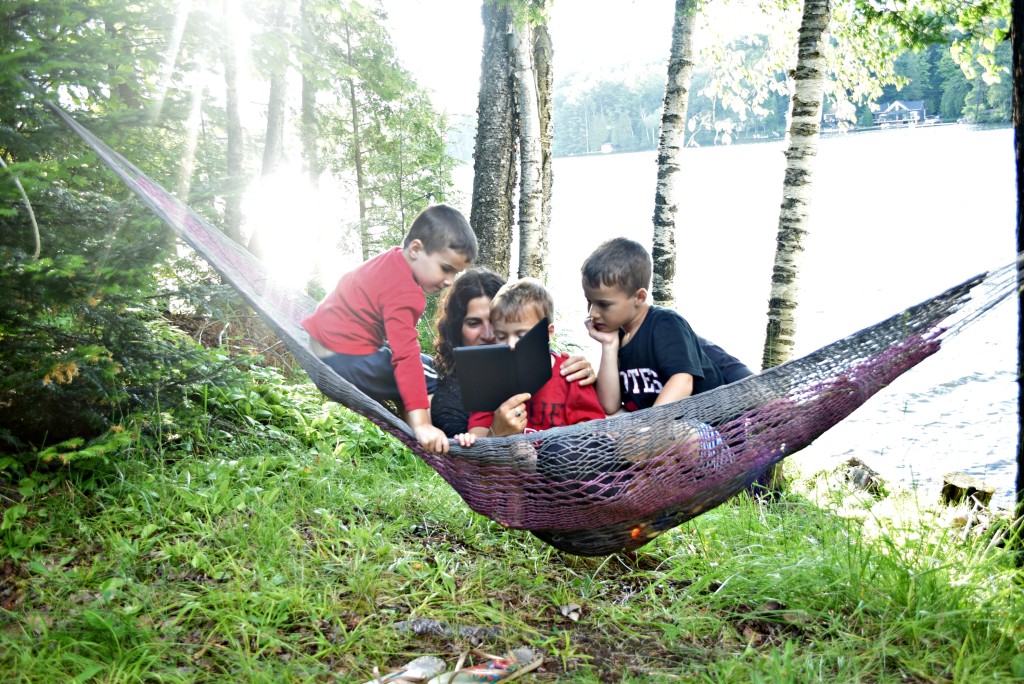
453,317 -> 551,413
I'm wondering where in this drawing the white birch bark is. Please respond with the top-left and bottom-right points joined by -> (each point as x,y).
513,19 -> 546,280
762,0 -> 831,370
651,0 -> 697,306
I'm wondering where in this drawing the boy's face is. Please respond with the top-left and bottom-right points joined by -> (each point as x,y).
407,240 -> 471,295
582,281 -> 647,333
493,307 -> 553,349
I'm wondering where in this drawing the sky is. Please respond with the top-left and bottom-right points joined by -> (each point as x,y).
381,0 -> 681,118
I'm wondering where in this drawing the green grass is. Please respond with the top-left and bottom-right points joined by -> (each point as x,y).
1,372 -> 1022,683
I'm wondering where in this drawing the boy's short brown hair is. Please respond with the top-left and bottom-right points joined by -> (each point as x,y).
581,237 -> 651,295
404,203 -> 478,262
490,277 -> 554,324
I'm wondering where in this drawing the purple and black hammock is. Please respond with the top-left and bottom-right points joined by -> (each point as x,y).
46,102 -> 1021,557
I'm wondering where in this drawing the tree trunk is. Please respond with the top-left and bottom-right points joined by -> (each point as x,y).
296,0 -> 322,296
104,18 -> 139,109
261,0 -> 289,177
249,0 -> 290,259
513,18 -> 544,279
222,0 -> 244,244
651,0 -> 698,306
177,86 -> 202,199
299,0 -> 320,190
343,21 -> 369,260
761,0 -> 830,370
758,0 -> 830,492
534,16 -> 554,280
1013,0 -> 1023,564
584,102 -> 591,154
471,0 -> 517,278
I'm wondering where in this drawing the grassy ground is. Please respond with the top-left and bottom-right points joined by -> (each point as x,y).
1,373 -> 1023,682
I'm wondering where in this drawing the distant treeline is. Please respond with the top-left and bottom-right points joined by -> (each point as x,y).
441,35 -> 1011,162
550,37 -> 1010,156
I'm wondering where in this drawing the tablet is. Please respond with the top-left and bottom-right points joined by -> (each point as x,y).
453,317 -> 551,413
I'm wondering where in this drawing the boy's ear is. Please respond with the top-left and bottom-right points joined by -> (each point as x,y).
406,238 -> 425,257
635,287 -> 649,303
547,322 -> 555,337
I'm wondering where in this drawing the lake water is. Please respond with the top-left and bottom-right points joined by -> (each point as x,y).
454,125 -> 1019,508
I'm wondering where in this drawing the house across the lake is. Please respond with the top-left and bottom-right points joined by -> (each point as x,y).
873,100 -> 926,126
822,100 -> 858,130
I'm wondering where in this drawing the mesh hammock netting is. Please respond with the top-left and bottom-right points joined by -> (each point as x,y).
47,102 -> 1021,557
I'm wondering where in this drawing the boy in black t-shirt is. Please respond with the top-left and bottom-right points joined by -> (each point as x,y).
581,237 -> 750,413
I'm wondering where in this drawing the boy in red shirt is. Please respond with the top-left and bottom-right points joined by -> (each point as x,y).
455,278 -> 617,442
304,204 -> 477,454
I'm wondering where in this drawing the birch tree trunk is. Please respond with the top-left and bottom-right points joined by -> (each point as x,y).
513,18 -> 545,279
651,0 -> 698,306
222,0 -> 244,244
761,0 -> 830,370
471,0 -> 517,278
758,0 -> 829,492
534,18 -> 554,280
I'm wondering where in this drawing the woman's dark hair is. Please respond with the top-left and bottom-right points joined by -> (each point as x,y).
434,267 -> 505,377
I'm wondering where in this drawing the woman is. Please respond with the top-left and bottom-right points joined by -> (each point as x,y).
431,268 -> 596,437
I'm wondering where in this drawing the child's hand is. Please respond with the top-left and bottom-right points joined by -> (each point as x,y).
454,432 -> 477,448
491,393 -> 531,436
413,424 -> 450,454
561,354 -> 596,387
585,317 -> 619,348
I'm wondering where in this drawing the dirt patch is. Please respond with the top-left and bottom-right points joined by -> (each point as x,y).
0,558 -> 26,610
721,599 -> 816,654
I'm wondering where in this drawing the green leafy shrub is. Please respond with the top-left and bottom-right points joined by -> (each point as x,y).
0,185 -> 248,454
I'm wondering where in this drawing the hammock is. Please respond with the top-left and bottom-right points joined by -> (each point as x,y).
46,102 -> 1021,557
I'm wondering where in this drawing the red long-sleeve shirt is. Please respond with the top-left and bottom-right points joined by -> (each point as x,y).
468,353 -> 606,433
303,247 -> 430,410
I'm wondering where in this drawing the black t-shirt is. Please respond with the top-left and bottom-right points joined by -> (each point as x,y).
618,306 -> 724,411
697,335 -> 754,384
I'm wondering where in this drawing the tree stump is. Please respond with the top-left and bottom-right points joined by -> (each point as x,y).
940,472 -> 994,507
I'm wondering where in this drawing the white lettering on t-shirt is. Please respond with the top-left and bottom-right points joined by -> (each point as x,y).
621,368 -> 662,395
639,368 -> 663,393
